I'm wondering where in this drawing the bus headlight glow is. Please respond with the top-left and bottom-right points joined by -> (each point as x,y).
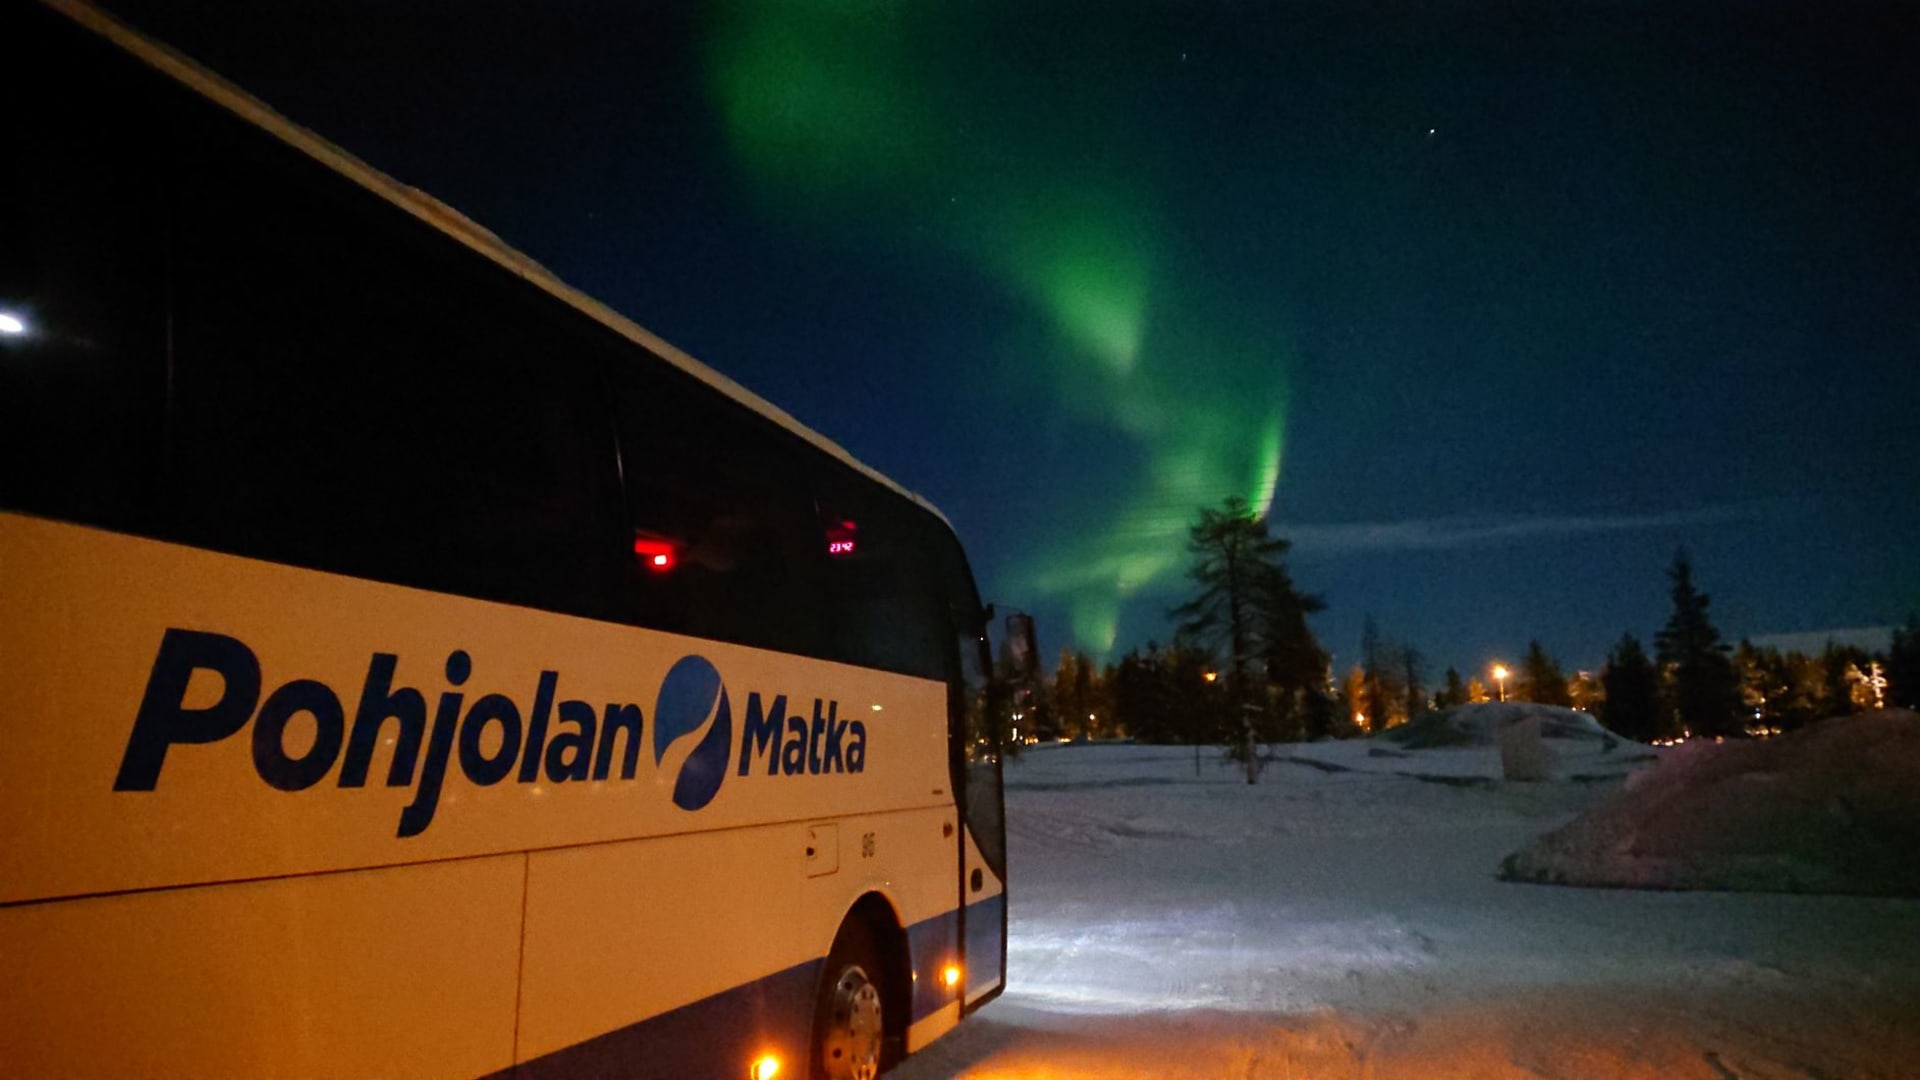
749,1053 -> 781,1080
0,312 -> 25,335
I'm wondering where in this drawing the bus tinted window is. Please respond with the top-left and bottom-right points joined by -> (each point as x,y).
0,13 -> 166,533
164,103 -> 621,619
813,469 -> 952,681
605,359 -> 830,655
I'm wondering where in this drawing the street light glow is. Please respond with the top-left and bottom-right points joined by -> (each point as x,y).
1492,663 -> 1510,702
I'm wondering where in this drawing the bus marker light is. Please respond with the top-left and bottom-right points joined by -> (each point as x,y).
943,964 -> 962,990
633,537 -> 675,571
749,1053 -> 781,1080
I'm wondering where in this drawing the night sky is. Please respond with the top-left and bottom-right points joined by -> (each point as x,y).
104,0 -> 1919,677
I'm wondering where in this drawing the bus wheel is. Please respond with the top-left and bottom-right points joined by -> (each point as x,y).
813,920 -> 886,1080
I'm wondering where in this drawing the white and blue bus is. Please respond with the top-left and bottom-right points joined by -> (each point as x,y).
0,3 -> 1018,1077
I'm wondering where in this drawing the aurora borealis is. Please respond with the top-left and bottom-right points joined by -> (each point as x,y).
700,0 -> 1286,652
100,0 -> 1920,671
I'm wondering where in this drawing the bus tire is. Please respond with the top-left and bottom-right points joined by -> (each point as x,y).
812,917 -> 888,1080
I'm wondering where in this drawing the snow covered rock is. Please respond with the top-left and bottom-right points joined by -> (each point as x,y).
1496,713 -> 1558,781
1500,709 -> 1920,897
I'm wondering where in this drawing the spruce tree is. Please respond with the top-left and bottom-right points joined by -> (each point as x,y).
1601,633 -> 1661,741
1519,640 -> 1572,706
1653,550 -> 1740,738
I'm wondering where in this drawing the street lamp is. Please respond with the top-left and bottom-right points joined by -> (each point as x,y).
1491,664 -> 1510,702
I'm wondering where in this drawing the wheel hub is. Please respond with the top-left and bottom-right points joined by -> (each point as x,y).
821,964 -> 883,1080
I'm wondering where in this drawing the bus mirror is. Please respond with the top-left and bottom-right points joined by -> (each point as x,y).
1004,612 -> 1038,681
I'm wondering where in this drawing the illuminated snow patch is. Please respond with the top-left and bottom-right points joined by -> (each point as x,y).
1005,909 -> 1433,1015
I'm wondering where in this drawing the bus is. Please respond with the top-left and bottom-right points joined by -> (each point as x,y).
0,3 -> 1022,1077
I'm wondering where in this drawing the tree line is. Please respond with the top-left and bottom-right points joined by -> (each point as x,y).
1014,501 -> 1920,755
1595,551 -> 1918,742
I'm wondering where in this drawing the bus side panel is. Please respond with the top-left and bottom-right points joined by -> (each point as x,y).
0,514 -> 951,906
516,804 -> 964,1073
0,855 -> 524,1080
515,823 -> 805,1067
904,907 -> 961,1051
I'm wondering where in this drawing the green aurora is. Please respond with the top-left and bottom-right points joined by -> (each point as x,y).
704,0 -> 1289,655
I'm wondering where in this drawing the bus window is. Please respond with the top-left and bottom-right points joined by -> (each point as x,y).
164,106 -> 622,619
0,22 -> 166,534
603,359 -> 830,655
812,471 -> 951,681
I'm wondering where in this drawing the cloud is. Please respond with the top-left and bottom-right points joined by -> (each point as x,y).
1285,502 -> 1774,556
1745,626 -> 1895,655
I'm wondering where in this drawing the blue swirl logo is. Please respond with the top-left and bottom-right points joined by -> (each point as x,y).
652,655 -> 732,811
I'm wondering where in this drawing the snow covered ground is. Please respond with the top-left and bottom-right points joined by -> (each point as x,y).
896,733 -> 1920,1080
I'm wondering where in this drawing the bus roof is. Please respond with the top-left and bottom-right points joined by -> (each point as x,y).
43,0 -> 954,531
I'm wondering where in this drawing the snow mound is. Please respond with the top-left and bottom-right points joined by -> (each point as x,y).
1383,702 -> 1617,749
1501,709 -> 1920,897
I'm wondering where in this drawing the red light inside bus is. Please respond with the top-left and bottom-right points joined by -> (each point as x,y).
633,537 -> 676,572
826,520 -> 857,557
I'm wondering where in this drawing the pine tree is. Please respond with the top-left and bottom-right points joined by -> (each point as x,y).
1439,667 -> 1468,709
1255,558 -> 1329,742
1567,670 -> 1603,714
1653,550 -> 1740,738
1518,640 -> 1572,706
1074,651 -> 1103,736
1885,614 -> 1920,711
1359,616 -> 1391,731
1400,645 -> 1428,722
1110,647 -> 1167,743
1050,649 -> 1103,740
1172,497 -> 1284,699
1601,633 -> 1662,742
1763,648 -> 1824,732
1172,496 -> 1322,778
1818,642 -> 1869,718
1341,665 -> 1368,733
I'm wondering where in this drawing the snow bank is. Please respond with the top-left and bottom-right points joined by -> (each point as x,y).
1501,709 -> 1920,896
1383,701 -> 1617,749
1285,702 -> 1654,784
